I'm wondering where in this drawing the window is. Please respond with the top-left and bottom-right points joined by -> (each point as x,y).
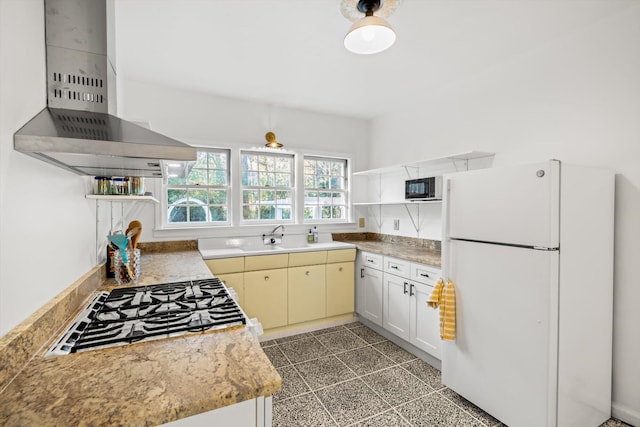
241,151 -> 294,221
166,149 -> 229,224
304,156 -> 348,221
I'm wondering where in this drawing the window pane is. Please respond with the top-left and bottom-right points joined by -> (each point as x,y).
304,207 -> 315,219
243,154 -> 258,171
169,205 -> 188,223
243,190 -> 259,204
275,173 -> 291,187
189,206 -> 207,222
332,193 -> 346,204
209,206 -> 227,221
304,175 -> 315,188
261,190 -> 275,202
194,152 -> 208,168
317,176 -> 330,189
242,171 -> 259,186
321,206 -> 332,219
279,207 -> 291,220
304,159 -> 316,175
276,191 -> 290,202
209,190 -> 227,204
331,162 -> 345,176
189,189 -> 208,204
260,205 -> 275,219
258,156 -> 275,172
276,157 -> 291,173
168,176 -> 186,185
187,168 -> 207,185
208,152 -> 226,169
332,206 -> 344,219
243,205 -> 259,220
259,172 -> 275,187
168,189 -> 187,204
209,170 -> 227,185
330,177 -> 344,190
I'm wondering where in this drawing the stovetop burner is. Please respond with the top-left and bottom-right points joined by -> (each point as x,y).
47,278 -> 246,356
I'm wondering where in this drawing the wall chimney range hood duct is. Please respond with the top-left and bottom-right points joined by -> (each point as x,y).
13,0 -> 196,178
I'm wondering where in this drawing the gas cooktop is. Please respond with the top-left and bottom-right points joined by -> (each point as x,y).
47,278 -> 247,356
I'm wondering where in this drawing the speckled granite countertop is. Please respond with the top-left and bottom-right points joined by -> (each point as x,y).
333,233 -> 442,267
0,244 -> 281,426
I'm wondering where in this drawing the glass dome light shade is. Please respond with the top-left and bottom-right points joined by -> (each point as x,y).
344,15 -> 396,55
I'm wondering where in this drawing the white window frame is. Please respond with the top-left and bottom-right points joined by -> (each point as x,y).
239,149 -> 295,224
302,155 -> 349,223
162,147 -> 231,227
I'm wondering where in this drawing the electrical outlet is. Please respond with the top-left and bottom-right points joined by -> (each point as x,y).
358,217 -> 365,228
393,219 -> 400,230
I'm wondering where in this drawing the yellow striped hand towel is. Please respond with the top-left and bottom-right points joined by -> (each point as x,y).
426,279 -> 456,341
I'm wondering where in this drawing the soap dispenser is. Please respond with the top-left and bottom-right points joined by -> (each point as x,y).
313,226 -> 319,243
307,229 -> 314,243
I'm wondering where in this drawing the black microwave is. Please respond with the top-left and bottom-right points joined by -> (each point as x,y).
405,176 -> 443,200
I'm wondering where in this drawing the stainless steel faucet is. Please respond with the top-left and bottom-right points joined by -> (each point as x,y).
263,225 -> 284,245
270,224 -> 285,235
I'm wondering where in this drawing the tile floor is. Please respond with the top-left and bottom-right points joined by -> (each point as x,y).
261,322 -> 632,427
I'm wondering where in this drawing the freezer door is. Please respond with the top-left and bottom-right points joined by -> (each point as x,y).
445,160 -> 559,248
442,239 -> 559,427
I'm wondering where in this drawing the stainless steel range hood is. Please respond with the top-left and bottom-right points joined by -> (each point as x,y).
13,0 -> 196,178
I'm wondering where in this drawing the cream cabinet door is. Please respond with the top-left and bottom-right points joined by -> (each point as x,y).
205,257 -> 245,275
217,272 -> 244,308
244,269 -> 288,329
288,265 -> 326,324
326,262 -> 355,317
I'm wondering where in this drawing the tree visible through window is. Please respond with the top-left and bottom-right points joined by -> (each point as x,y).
304,156 -> 347,221
166,149 -> 229,224
241,151 -> 294,221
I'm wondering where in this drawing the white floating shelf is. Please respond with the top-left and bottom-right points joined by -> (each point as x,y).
353,200 -> 442,206
86,195 -> 159,203
353,150 -> 494,176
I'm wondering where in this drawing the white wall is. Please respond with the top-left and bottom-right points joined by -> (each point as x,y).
0,0 -> 98,335
369,5 -> 640,424
116,79 -> 368,242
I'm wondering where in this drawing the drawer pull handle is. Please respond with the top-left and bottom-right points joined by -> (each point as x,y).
410,284 -> 415,296
367,259 -> 374,263
391,265 -> 399,270
264,275 -> 270,281
361,268 -> 365,278
420,273 -> 429,278
403,282 -> 408,294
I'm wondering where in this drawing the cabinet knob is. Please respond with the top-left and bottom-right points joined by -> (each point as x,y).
339,267 -> 343,272
264,275 -> 270,281
305,271 -> 310,276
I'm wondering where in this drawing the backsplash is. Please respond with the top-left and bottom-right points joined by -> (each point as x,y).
332,232 -> 441,251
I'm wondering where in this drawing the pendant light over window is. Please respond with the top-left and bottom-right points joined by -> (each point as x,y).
343,0 -> 397,55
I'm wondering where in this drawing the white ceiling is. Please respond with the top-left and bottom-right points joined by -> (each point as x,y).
115,0 -> 636,120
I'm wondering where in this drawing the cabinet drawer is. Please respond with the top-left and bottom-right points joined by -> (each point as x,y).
384,256 -> 411,277
410,263 -> 441,285
326,248 -> 356,263
361,252 -> 383,270
244,254 -> 289,271
205,257 -> 245,275
288,251 -> 327,267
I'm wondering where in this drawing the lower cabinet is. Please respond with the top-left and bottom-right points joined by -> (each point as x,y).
162,396 -> 272,427
326,262 -> 355,317
410,282 -> 441,359
357,252 -> 442,360
244,269 -> 288,329
356,252 -> 384,327
382,273 -> 411,341
288,264 -> 326,324
216,272 -> 244,307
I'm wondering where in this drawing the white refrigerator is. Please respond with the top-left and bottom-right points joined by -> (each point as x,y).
441,160 -> 614,427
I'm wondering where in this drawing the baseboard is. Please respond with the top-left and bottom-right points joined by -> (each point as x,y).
612,402 -> 640,427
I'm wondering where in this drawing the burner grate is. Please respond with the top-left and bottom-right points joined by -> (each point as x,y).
47,279 -> 246,356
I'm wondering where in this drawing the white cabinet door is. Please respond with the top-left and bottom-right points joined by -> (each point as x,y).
383,273 -> 410,341
360,266 -> 383,326
410,282 -> 441,359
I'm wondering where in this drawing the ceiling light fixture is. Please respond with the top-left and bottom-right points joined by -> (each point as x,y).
344,0 -> 396,55
264,131 -> 283,149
